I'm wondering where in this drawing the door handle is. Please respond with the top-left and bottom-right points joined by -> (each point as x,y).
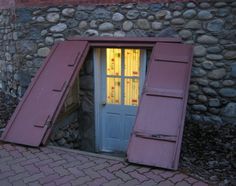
102,101 -> 106,106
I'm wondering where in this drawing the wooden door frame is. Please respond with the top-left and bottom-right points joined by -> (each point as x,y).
94,48 -> 147,152
68,37 -> 181,152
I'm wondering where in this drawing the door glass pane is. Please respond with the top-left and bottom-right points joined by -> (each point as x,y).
107,77 -> 121,104
124,78 -> 139,106
124,49 -> 140,77
106,48 -> 121,76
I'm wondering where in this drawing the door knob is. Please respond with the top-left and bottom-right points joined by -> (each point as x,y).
102,101 -> 106,106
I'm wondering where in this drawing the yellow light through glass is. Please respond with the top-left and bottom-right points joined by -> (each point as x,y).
125,49 -> 140,77
106,48 -> 141,106
106,48 -> 121,76
124,78 -> 139,106
106,77 -> 121,104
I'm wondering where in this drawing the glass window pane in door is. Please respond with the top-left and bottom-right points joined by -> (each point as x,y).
124,78 -> 139,106
106,77 -> 121,104
106,48 -> 121,76
124,49 -> 140,77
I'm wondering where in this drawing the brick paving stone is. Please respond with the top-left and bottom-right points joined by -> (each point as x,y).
114,170 -> 133,182
9,150 -> 23,158
107,162 -> 126,172
28,181 -> 41,186
137,179 -> 157,186
102,178 -> 124,186
0,164 -> 11,172
12,180 -> 27,186
62,161 -> 82,169
144,171 -> 164,183
193,181 -> 209,186
151,169 -> 164,175
185,177 -> 199,184
55,175 -> 76,185
68,167 -> 85,177
53,165 -> 70,176
48,159 -> 67,168
10,164 -> 25,173
159,180 -> 175,186
20,157 -> 41,166
121,165 -> 139,173
8,172 -> 30,183
129,170 -> 149,182
84,168 -> 101,179
79,161 -> 96,169
136,167 -> 151,173
44,182 -> 56,186
0,180 -> 12,186
39,174 -> 61,184
0,170 -> 15,179
97,169 -> 116,180
175,180 -> 191,186
70,176 -> 91,186
8,157 -> 27,165
36,158 -> 54,167
48,152 -> 63,161
39,165 -> 54,175
160,171 -> 177,179
3,143 -> 15,151
91,162 -> 110,171
0,156 -> 13,164
122,179 -> 140,186
86,177 -> 108,186
24,164 -> 41,174
169,173 -> 188,183
23,173 -> 45,183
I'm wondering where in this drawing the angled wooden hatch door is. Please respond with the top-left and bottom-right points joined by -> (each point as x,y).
127,42 -> 193,170
1,41 -> 89,146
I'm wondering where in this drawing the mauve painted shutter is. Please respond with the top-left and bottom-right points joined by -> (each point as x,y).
1,41 -> 89,147
127,42 -> 193,170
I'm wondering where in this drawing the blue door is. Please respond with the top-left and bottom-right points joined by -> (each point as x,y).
100,48 -> 146,153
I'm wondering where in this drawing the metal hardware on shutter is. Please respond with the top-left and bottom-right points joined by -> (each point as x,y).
155,59 -> 188,64
144,88 -> 184,98
134,131 -> 177,142
34,115 -> 51,128
68,52 -> 81,67
52,81 -> 67,92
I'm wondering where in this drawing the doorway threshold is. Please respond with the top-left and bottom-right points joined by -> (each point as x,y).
48,145 -> 125,161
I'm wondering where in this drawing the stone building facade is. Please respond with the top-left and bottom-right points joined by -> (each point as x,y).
1,0 -> 236,127
0,0 -> 236,183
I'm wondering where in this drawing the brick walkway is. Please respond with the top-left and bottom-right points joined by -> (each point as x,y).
0,143 -> 208,186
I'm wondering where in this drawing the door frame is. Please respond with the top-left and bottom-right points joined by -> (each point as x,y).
94,48 -> 147,152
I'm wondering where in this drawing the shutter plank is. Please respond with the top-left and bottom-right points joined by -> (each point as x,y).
127,42 -> 193,170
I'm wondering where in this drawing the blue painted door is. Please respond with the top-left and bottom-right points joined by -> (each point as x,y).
101,48 -> 146,153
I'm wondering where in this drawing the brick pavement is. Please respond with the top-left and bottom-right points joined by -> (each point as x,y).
0,143 -> 208,186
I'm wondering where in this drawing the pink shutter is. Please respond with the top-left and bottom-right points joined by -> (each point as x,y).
127,42 -> 193,170
1,41 -> 89,146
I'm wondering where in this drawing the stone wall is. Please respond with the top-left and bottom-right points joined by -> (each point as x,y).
0,1 -> 235,126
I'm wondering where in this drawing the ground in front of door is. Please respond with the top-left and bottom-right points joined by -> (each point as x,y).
0,143 -> 208,186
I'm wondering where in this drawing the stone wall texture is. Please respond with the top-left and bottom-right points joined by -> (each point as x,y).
0,1 -> 235,127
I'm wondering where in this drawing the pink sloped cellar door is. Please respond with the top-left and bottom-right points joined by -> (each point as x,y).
1,41 -> 89,146
127,42 -> 193,170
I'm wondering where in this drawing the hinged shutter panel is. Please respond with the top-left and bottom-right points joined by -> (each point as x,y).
127,42 -> 193,170
1,41 -> 89,147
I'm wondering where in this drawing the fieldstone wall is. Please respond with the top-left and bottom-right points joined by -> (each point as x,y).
0,1 -> 235,127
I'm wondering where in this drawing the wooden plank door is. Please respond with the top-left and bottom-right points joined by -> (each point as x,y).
127,42 -> 193,170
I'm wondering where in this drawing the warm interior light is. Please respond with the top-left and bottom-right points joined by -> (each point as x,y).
106,48 -> 140,106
